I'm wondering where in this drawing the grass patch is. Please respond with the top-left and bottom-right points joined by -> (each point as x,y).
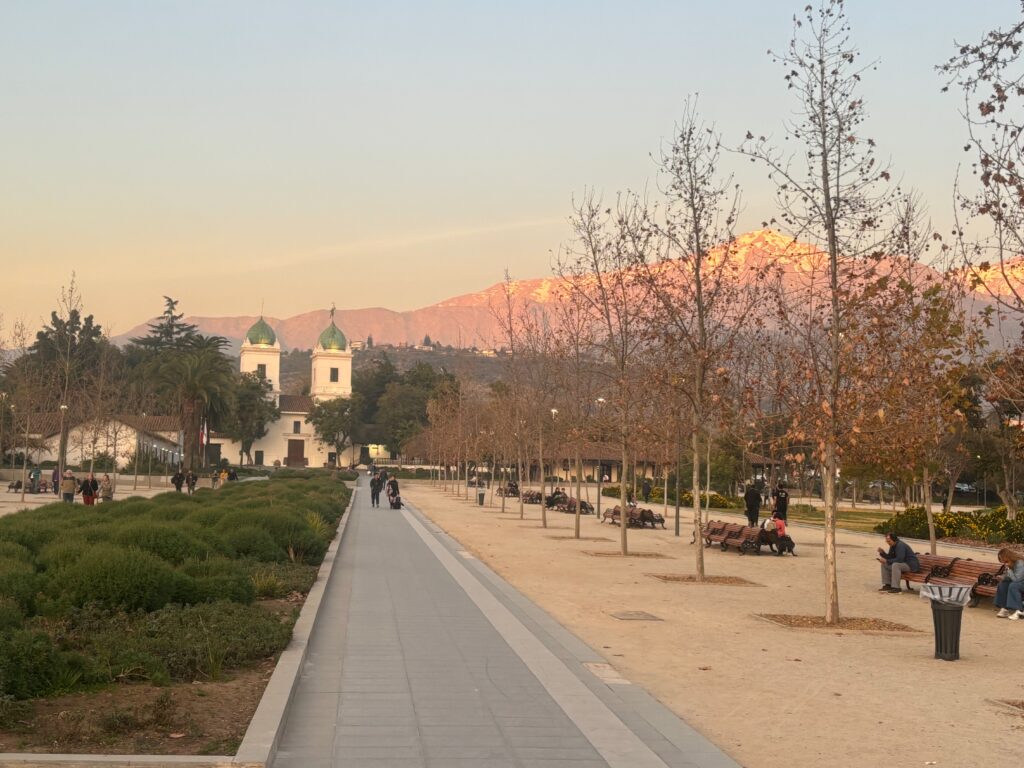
784,504 -> 896,533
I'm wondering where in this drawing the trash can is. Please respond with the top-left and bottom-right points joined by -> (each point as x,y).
920,584 -> 972,661
477,488 -> 486,506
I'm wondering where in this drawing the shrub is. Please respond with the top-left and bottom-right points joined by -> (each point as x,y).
872,505 -> 1024,544
36,536 -> 91,572
0,541 -> 32,563
223,526 -> 284,562
0,597 -> 23,631
249,570 -> 285,598
243,561 -> 318,595
56,545 -> 181,612
177,557 -> 255,604
0,629 -> 96,700
0,558 -> 39,615
112,522 -> 218,565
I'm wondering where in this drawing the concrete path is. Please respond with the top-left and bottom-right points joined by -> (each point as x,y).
272,478 -> 739,768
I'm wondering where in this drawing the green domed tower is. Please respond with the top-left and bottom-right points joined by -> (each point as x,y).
311,308 -> 352,400
246,316 -> 277,347
317,320 -> 347,351
240,315 -> 281,394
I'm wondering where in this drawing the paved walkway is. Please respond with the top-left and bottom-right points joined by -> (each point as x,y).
272,478 -> 739,768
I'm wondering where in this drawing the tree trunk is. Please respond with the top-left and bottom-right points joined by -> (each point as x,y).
923,466 -> 937,555
539,434 -> 547,529
574,444 -> 582,539
943,475 -> 956,515
693,429 -> 705,580
674,441 -> 682,537
823,451 -> 840,625
620,416 -> 629,555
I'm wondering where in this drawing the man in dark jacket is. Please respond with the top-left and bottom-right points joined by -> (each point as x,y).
744,484 -> 762,527
771,481 -> 790,521
877,533 -> 920,594
369,473 -> 382,508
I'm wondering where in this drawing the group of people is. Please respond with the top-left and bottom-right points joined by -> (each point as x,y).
58,470 -> 113,505
369,469 -> 400,509
171,469 -> 199,494
743,480 -> 794,556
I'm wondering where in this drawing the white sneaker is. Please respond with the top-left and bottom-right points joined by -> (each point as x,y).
1008,611 -> 1023,621
997,608 -> 1011,618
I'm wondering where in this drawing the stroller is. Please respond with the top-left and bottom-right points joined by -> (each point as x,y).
389,493 -> 403,510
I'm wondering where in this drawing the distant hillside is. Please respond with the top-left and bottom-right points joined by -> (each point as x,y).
112,229 -> 1016,351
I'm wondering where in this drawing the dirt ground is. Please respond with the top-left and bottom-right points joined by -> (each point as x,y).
0,660 -> 271,755
0,596 -> 302,755
407,482 -> 1024,768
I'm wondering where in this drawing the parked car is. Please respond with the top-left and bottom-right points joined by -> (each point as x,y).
954,482 -> 976,493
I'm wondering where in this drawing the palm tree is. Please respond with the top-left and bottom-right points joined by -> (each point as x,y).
157,339 -> 235,469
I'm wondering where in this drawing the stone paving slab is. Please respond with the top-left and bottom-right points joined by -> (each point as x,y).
271,479 -> 739,768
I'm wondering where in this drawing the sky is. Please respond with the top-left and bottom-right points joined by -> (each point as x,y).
1,0 -> 1019,335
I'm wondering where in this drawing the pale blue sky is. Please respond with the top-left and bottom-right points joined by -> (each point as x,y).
0,1 -> 1016,332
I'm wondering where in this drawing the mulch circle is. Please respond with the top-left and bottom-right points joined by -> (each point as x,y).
647,574 -> 761,586
583,550 -> 671,559
756,613 -> 921,632
547,535 -> 613,542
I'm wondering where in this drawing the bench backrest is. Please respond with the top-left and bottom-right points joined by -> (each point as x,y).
948,559 -> 1004,582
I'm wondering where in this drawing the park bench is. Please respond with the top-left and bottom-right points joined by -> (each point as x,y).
898,554 -> 956,591
703,521 -> 763,555
6,480 -> 21,493
522,490 -> 543,505
927,558 -> 1005,607
555,498 -> 594,515
601,505 -> 661,527
496,485 -> 520,498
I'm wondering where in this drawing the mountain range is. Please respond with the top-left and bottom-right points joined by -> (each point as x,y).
114,229 -> 1020,351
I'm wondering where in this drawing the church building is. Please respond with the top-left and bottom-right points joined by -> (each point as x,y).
208,312 -> 356,468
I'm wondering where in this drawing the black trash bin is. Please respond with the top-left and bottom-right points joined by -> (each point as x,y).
930,601 -> 964,661
477,488 -> 486,506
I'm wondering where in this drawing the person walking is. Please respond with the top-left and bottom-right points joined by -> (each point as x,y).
771,481 -> 790,522
369,472 -> 382,508
185,470 -> 197,494
60,470 -> 77,503
99,473 -> 114,503
641,478 -> 652,503
171,469 -> 185,492
994,548 -> 1024,620
876,533 -> 920,594
51,467 -> 60,496
744,483 -> 762,528
79,472 -> 98,506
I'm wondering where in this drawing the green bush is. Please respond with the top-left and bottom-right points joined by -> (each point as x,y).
873,505 -> 1024,544
113,522 -> 218,565
177,557 -> 255,604
223,526 -> 285,562
0,629 -> 96,700
0,597 -> 23,631
242,561 -> 318,595
37,536 -> 90,572
215,509 -> 326,564
0,558 -> 39,614
56,545 -> 181,612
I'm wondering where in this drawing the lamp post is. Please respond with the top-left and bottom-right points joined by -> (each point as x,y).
57,403 -> 68,480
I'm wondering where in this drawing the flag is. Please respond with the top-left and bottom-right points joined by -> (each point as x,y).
199,419 -> 207,449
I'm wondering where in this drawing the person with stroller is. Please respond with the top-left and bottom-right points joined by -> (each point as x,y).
386,476 -> 400,508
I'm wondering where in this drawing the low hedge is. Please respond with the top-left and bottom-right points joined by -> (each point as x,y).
0,474 -> 350,699
873,505 -> 1024,544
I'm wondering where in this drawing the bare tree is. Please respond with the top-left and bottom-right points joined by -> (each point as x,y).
740,0 -> 907,623
557,191 -> 655,555
643,99 -> 764,579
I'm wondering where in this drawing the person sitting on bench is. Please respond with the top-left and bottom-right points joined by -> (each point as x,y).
877,533 -> 920,594
995,547 -> 1024,620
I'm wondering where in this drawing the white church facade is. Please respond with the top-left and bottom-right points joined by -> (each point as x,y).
209,313 -> 359,468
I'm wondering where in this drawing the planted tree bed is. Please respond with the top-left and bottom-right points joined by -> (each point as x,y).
0,474 -> 350,754
756,614 -> 920,632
